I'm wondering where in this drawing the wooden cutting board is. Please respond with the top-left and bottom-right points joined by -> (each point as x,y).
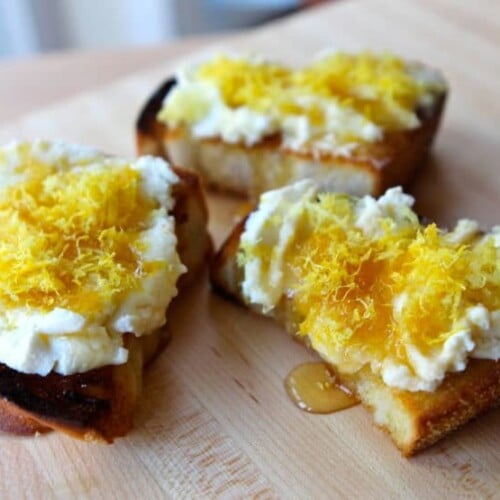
1,0 -> 499,497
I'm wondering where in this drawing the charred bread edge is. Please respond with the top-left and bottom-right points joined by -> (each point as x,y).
209,217 -> 500,456
136,77 -> 177,157
0,166 -> 211,442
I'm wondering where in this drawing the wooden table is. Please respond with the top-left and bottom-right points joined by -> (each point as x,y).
0,37 -> 216,124
0,1 -> 499,498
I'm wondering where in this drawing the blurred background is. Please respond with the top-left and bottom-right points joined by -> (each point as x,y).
0,0 -> 326,60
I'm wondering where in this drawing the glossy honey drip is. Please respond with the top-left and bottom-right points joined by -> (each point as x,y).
285,362 -> 359,414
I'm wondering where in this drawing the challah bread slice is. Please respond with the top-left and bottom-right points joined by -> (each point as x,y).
210,207 -> 500,456
138,86 -> 445,199
136,53 -> 446,199
0,165 -> 211,442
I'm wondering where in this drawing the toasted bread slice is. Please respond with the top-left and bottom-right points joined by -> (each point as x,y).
136,78 -> 445,199
0,166 -> 211,442
210,218 -> 500,456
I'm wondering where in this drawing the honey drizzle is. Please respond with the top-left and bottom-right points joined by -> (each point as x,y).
285,362 -> 359,414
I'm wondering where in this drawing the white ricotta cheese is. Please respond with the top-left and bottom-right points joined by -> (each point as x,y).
0,140 -> 186,376
239,180 -> 500,392
240,179 -> 318,311
158,55 -> 384,155
446,218 -> 481,244
160,80 -> 278,147
406,61 -> 448,107
354,186 -> 416,238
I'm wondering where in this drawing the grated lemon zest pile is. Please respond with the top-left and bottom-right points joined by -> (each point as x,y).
0,158 -> 160,316
243,193 -> 500,368
197,52 -> 438,132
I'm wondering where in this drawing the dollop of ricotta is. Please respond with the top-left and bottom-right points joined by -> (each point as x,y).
158,52 -> 446,156
239,180 -> 500,392
0,140 -> 186,376
240,179 -> 318,310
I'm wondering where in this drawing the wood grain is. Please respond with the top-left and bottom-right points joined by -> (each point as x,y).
0,0 -> 499,497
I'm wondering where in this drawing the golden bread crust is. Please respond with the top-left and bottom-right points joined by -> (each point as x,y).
210,219 -> 500,456
0,166 -> 211,442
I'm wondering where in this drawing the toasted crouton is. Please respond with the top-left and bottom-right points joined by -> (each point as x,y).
137,54 -> 446,199
210,206 -> 500,456
0,166 -> 211,442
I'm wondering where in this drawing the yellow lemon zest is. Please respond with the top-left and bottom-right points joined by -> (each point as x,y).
196,52 -> 437,132
0,157 -> 160,316
241,193 -> 500,371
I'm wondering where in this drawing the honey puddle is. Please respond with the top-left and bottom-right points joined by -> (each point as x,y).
285,362 -> 359,414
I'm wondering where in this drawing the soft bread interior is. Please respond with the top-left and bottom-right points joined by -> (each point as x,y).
164,129 -> 376,197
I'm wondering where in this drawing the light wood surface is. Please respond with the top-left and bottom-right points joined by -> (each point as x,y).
1,0 -> 500,498
0,36 -> 215,124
